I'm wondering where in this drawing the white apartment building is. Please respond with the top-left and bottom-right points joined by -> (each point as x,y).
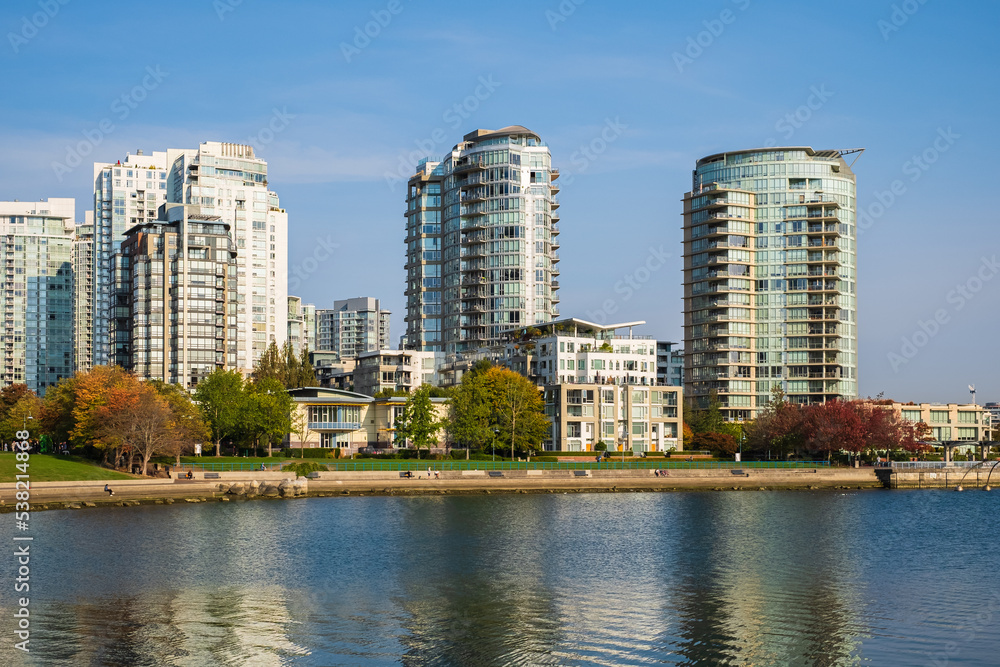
0,198 -> 76,395
316,297 -> 390,359
73,213 -> 95,373
656,341 -> 684,387
92,150 -> 170,367
353,349 -> 444,397
288,296 -> 316,354
166,142 -> 288,371
502,318 -> 659,387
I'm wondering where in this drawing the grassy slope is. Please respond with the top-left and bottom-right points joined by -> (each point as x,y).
0,454 -> 134,483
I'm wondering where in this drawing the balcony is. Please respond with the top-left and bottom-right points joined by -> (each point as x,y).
453,159 -> 485,174
308,421 -> 362,431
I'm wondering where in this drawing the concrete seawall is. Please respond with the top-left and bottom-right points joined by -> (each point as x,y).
0,467 -> 882,510
877,466 -> 1000,489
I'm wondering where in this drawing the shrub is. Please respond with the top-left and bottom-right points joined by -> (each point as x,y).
282,461 -> 328,476
298,448 -> 335,459
594,441 -> 607,452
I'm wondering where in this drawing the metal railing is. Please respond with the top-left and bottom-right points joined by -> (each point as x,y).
890,461 -> 985,469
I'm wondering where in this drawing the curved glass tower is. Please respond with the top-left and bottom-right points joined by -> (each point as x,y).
682,147 -> 859,420
405,126 -> 561,353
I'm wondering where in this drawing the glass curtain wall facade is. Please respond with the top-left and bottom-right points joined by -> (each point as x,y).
682,147 -> 858,420
405,126 -> 561,354
0,198 -> 76,395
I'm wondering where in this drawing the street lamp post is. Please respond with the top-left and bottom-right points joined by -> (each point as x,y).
492,428 -> 499,462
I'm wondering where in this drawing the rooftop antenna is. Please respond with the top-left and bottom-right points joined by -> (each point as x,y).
969,384 -> 976,406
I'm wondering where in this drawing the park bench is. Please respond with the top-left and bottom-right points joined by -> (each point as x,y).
399,471 -> 415,479
204,472 -> 220,479
573,470 -> 591,477
488,471 -> 505,478
730,469 -> 748,477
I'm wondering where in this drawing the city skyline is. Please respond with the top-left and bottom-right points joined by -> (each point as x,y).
1,1 -> 997,403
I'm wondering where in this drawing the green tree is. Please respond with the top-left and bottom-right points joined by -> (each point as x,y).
686,389 -> 725,434
243,378 -> 293,456
0,393 -> 42,445
483,367 -> 550,458
447,368 -> 494,451
0,384 -> 33,422
194,368 -> 247,457
149,380 -> 212,465
253,341 -> 318,389
394,385 -> 443,458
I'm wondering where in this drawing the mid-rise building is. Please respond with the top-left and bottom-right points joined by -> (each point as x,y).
682,147 -> 859,421
92,151 -> 170,367
501,318 -> 658,387
316,297 -> 390,359
287,296 -> 315,354
165,142 -> 288,371
545,384 -> 683,453
656,341 -> 684,387
110,203 -> 238,388
0,198 -> 76,395
353,349 -> 443,397
73,213 -> 95,372
892,402 -> 989,442
404,126 -> 561,354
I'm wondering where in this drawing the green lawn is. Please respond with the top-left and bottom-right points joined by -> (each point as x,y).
0,453 -> 134,483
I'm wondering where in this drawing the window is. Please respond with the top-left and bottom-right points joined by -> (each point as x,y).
930,410 -> 949,423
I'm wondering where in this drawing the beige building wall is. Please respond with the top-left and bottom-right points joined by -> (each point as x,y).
546,384 -> 683,452
287,387 -> 449,453
891,402 -> 988,441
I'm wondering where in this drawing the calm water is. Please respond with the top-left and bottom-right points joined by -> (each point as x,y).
2,489 -> 999,666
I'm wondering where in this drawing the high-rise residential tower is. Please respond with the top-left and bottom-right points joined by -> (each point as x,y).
404,126 -> 561,354
92,151 -> 169,367
73,213 -> 95,372
316,297 -> 390,359
166,142 -> 288,371
0,198 -> 76,395
682,147 -> 859,421
110,203 -> 238,388
287,296 -> 316,354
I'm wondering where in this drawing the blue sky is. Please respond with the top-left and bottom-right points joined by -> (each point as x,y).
1,0 -> 997,404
